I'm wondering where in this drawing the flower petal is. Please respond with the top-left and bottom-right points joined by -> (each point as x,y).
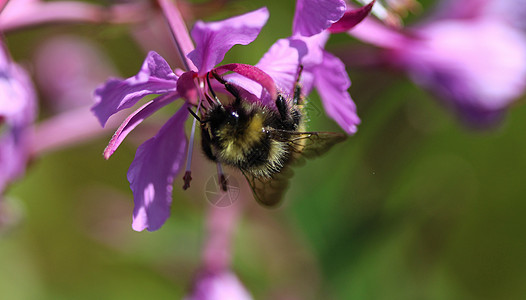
0,130 -> 27,192
214,63 -> 277,101
223,38 -> 303,105
400,20 -> 526,114
328,0 -> 375,33
0,0 -> 106,32
292,0 -> 346,37
314,51 -> 360,134
187,7 -> 269,74
34,35 -> 116,112
0,59 -> 37,124
127,104 -> 188,232
176,71 -> 199,104
452,99 -> 506,128
103,93 -> 177,159
487,0 -> 526,30
256,38 -> 302,96
291,33 -> 330,94
0,50 -> 36,192
92,51 -> 177,127
349,16 -> 408,48
185,271 -> 253,300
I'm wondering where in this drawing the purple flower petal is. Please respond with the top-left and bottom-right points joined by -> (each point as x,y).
487,0 -> 526,30
292,0 -> 346,37
430,0 -> 526,30
176,71 -> 199,104
292,33 -> 330,94
187,7 -> 269,75
0,47 -> 37,192
92,51 -> 178,127
214,63 -> 277,101
224,38 -> 303,105
0,131 -> 26,192
0,57 -> 36,124
103,93 -> 178,159
256,38 -> 302,96
314,51 -> 360,134
296,32 -> 329,67
0,0 -> 106,32
222,73 -> 268,104
455,104 -> 506,128
127,104 -> 189,232
185,270 -> 253,300
399,20 -> 526,114
349,16 -> 409,48
34,35 -> 116,113
328,0 -> 376,33
429,0 -> 494,21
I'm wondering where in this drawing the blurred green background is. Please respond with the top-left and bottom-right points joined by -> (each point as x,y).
2,0 -> 526,299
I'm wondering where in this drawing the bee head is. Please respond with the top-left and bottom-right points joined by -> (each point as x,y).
205,104 -> 250,136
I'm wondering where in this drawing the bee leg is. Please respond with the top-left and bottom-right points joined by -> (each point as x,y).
293,65 -> 304,105
291,108 -> 301,127
293,84 -> 302,106
276,94 -> 289,121
276,94 -> 300,130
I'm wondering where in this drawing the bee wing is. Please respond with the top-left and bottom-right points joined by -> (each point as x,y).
242,167 -> 294,207
274,130 -> 348,159
243,130 -> 347,207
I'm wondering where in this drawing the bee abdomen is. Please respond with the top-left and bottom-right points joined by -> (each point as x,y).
242,139 -> 271,167
243,139 -> 290,178
219,138 -> 271,169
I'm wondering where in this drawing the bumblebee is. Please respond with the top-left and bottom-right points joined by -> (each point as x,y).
197,69 -> 346,206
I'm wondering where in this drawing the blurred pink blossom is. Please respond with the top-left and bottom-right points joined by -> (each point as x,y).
0,43 -> 37,192
185,270 -> 253,300
34,35 -> 116,112
348,0 -> 526,126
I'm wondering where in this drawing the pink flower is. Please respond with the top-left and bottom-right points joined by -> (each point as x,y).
347,0 -> 526,126
0,43 -> 37,192
34,35 -> 116,112
185,270 -> 253,300
0,0 -> 147,32
231,0 -> 373,135
93,7 -> 276,231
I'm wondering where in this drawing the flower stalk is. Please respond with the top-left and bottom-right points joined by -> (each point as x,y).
0,0 -> 150,32
202,203 -> 241,272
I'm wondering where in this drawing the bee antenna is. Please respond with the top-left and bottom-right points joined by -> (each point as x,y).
211,70 -> 241,101
211,70 -> 227,85
187,107 -> 202,123
206,72 -> 223,106
203,92 -> 215,106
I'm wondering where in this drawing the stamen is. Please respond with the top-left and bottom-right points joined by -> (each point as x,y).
216,163 -> 228,192
183,171 -> 192,190
183,115 -> 197,190
183,79 -> 205,190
